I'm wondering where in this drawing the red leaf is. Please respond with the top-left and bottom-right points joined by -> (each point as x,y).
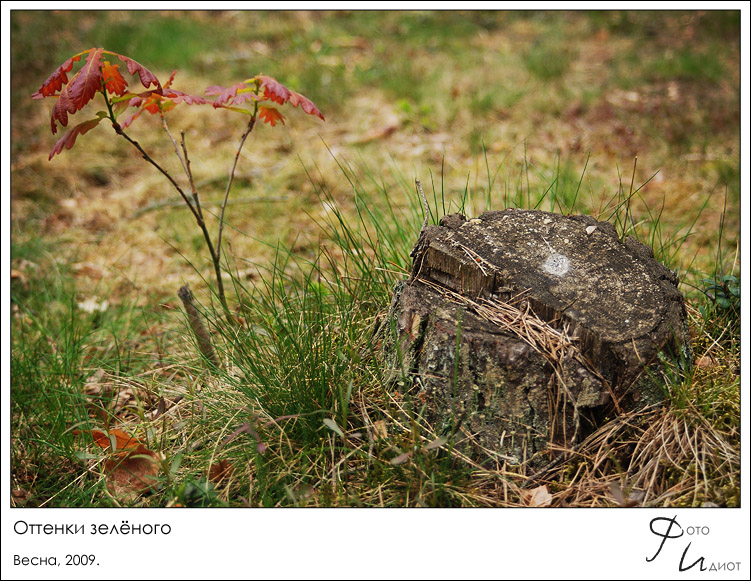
164,70 -> 178,89
50,48 -> 104,134
102,61 -> 128,96
120,87 -> 207,128
207,76 -> 323,120
257,75 -> 324,120
289,90 -> 325,121
119,90 -> 168,128
31,49 -> 90,99
206,82 -> 259,108
112,52 -> 162,91
49,117 -> 103,159
162,88 -> 210,106
258,106 -> 285,126
119,104 -> 147,129
121,89 -> 162,109
257,75 -> 292,105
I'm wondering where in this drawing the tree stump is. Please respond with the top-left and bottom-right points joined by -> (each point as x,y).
384,209 -> 691,467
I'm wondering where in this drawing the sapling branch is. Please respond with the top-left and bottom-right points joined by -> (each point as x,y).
179,131 -> 202,220
179,131 -> 233,322
109,118 -> 199,223
217,103 -> 258,270
104,87 -> 234,322
36,51 -> 324,333
162,115 -> 191,185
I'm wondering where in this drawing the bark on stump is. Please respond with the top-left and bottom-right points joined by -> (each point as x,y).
384,209 -> 690,468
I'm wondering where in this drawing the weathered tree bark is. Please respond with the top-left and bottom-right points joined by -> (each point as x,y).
384,209 -> 691,468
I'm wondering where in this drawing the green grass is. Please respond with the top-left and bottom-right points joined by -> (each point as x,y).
13,150 -> 740,507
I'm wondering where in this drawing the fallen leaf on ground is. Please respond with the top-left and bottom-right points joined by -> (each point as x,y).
520,484 -> 553,507
389,451 -> 413,466
208,459 -> 234,483
371,419 -> 388,441
75,428 -> 143,455
104,446 -> 159,499
75,428 -> 159,500
608,482 -> 643,507
12,488 -> 31,507
695,355 -> 717,369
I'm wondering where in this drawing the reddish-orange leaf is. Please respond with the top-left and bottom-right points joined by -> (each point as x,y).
49,117 -> 103,160
162,88 -> 210,106
288,90 -> 325,121
257,75 -> 324,120
112,52 -> 162,91
119,108 -> 144,129
258,106 -> 285,126
257,75 -> 292,106
102,61 -> 128,96
31,49 -> 90,99
74,428 -> 144,456
121,89 -> 161,110
50,48 -> 104,134
119,91 -> 165,128
143,95 -> 176,115
121,88 -> 206,128
164,70 -> 178,89
206,82 -> 259,108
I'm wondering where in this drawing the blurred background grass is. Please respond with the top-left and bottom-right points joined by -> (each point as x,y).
12,11 -> 740,278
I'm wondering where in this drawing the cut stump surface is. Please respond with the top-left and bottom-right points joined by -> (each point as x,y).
385,209 -> 690,467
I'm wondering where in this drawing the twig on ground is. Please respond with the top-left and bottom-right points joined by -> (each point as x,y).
178,284 -> 220,370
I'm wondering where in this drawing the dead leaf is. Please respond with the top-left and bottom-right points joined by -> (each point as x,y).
389,451 -> 413,466
521,485 -> 553,507
75,428 -> 159,500
208,459 -> 234,484
11,269 -> 27,287
608,482 -> 643,507
104,445 -> 159,499
371,419 -> 388,441
12,488 -> 31,507
696,355 -> 717,369
74,428 -> 144,455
